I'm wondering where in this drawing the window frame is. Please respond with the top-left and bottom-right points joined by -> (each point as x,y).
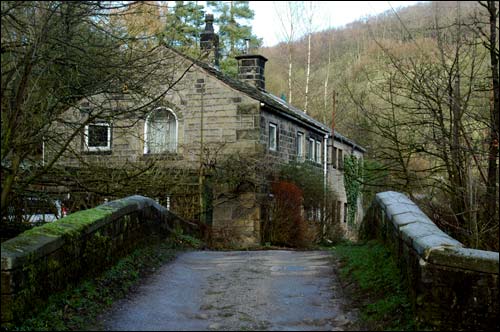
269,122 -> 278,151
344,203 -> 348,223
144,107 -> 178,154
315,140 -> 321,164
307,137 -> 315,161
336,201 -> 342,224
297,131 -> 304,158
332,147 -> 338,169
338,148 -> 344,170
84,122 -> 112,152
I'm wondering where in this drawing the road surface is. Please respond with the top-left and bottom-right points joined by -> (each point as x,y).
97,250 -> 358,331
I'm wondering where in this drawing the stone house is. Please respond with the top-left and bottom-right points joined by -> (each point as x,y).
53,15 -> 365,245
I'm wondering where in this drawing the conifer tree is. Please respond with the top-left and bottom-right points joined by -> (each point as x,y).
162,1 -> 204,53
207,1 -> 262,76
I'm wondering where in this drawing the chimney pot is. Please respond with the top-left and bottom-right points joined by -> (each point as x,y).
200,14 -> 219,67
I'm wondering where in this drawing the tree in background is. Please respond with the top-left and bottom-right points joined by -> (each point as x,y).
263,1 -> 497,251
111,1 -> 166,48
273,1 -> 301,104
346,1 -> 497,250
302,1 -> 317,114
207,1 -> 262,76
473,0 -> 499,232
0,1 -> 192,220
162,1 -> 204,53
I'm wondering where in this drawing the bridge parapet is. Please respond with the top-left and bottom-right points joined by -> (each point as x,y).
1,195 -> 198,327
361,191 -> 498,330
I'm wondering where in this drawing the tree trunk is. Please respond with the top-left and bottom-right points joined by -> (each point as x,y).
323,39 -> 331,123
288,44 -> 293,104
304,32 -> 311,113
486,0 -> 499,220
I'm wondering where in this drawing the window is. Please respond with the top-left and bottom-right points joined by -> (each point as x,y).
144,108 -> 177,154
344,203 -> 348,223
338,149 -> 344,170
297,132 -> 304,158
85,122 -> 111,151
307,138 -> 315,160
315,140 -> 321,163
269,123 -> 277,151
332,147 -> 338,168
336,201 -> 342,224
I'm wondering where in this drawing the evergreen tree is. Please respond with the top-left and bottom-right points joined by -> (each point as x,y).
207,1 -> 262,76
163,1 -> 204,54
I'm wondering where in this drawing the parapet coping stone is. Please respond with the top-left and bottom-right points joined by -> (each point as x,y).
374,191 -> 498,274
1,196 -> 161,271
426,246 -> 499,274
400,222 -> 449,245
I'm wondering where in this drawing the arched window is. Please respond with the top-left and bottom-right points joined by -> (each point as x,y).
144,108 -> 177,154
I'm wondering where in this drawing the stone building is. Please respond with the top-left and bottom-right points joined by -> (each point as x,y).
52,15 -> 365,245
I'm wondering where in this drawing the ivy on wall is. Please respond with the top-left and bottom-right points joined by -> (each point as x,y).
343,155 -> 364,226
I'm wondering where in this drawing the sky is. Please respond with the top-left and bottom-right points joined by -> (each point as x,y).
248,1 -> 424,47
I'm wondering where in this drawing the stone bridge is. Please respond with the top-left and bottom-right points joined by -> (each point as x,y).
361,191 -> 499,330
1,195 -> 200,327
1,193 -> 499,330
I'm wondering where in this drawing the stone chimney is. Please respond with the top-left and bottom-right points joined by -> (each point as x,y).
235,54 -> 268,90
200,14 -> 219,67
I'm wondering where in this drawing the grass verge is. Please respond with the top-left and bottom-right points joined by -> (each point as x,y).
10,232 -> 203,331
331,240 -> 420,331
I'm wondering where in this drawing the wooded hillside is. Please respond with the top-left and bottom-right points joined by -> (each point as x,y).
262,1 -> 499,250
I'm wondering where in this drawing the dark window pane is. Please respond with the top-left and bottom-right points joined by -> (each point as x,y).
88,125 -> 108,147
338,149 -> 343,169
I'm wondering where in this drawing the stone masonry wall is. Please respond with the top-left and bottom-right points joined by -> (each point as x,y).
52,55 -> 263,246
260,108 -> 325,166
327,141 -> 364,240
1,195 -> 197,327
361,191 -> 499,330
53,58 -> 261,169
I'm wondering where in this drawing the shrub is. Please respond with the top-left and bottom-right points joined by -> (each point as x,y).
265,181 -> 312,248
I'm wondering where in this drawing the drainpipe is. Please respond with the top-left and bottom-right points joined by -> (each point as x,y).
323,133 -> 328,189
42,136 -> 45,167
323,133 -> 328,237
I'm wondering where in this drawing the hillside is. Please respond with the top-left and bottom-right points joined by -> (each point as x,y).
261,0 -> 498,251
260,1 -> 479,147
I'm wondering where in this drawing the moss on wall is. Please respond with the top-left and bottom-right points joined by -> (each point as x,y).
1,196 -> 191,327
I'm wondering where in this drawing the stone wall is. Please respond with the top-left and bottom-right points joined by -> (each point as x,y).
327,141 -> 364,239
260,108 -> 325,166
1,195 -> 198,327
361,191 -> 499,330
52,57 -> 261,169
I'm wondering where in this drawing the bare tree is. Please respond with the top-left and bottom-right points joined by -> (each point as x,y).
345,1 -> 497,249
0,1 -> 194,217
273,1 -> 301,104
303,1 -> 317,114
475,1 -> 499,224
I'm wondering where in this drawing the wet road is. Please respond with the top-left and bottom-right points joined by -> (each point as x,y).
98,250 -> 357,331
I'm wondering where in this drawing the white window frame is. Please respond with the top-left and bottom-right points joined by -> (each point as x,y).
269,123 -> 277,151
315,140 -> 321,164
84,122 -> 111,152
297,132 -> 304,158
308,138 -> 315,161
144,107 -> 178,154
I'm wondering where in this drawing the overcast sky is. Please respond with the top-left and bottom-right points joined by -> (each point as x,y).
247,1 -> 424,47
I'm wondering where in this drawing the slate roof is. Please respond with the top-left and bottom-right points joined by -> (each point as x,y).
169,47 -> 366,153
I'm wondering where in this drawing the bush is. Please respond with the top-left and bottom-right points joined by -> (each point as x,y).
263,181 -> 313,248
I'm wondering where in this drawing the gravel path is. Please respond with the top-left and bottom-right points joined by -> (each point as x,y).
98,250 -> 358,331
